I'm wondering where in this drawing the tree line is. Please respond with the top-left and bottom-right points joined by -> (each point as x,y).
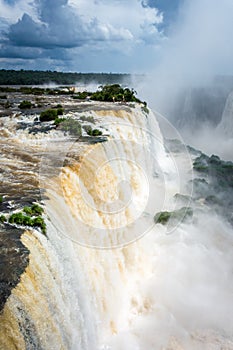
0,69 -> 133,86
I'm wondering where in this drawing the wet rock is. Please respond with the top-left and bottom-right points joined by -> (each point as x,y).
0,224 -> 29,312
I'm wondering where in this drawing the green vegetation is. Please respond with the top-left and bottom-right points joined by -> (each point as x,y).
9,212 -> 32,225
0,203 -> 47,233
0,215 -> 6,223
73,91 -> 90,100
40,107 -> 64,121
18,100 -> 33,109
83,125 -> 92,135
174,193 -> 192,205
9,212 -> 46,234
8,204 -> 46,234
154,207 -> 193,225
32,217 -> 46,235
57,118 -> 82,137
23,204 -> 44,216
40,108 -> 58,122
0,69 -> 133,86
31,204 -> 44,215
141,105 -> 149,114
193,154 -> 233,189
71,84 -> 143,103
83,125 -> 102,136
192,152 -> 233,225
91,129 -> 103,136
23,206 -> 33,216
79,115 -> 95,123
57,108 -> 64,116
193,154 -> 209,171
54,117 -> 66,126
0,196 -> 3,204
91,84 -> 142,103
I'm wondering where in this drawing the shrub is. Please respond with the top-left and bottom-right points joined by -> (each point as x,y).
9,212 -> 32,226
40,108 -> 58,122
0,196 -> 3,204
141,105 -> 149,114
73,91 -> 89,100
54,117 -> 66,126
31,204 -> 44,216
8,210 -> 46,234
23,206 -> 33,215
58,118 -> 82,137
23,204 -> 44,216
83,125 -> 93,135
90,84 -> 141,103
83,125 -> 102,136
19,100 -> 33,109
0,215 -> 6,223
32,217 -> 46,234
23,216 -> 33,226
92,129 -> 102,136
80,115 -> 95,123
57,108 -> 64,116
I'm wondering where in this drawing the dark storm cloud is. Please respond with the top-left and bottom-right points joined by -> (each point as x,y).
0,43 -> 70,61
8,13 -> 83,49
0,44 -> 42,59
5,0 -> 131,51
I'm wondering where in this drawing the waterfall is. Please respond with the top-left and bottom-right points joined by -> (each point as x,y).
1,104 -> 232,350
217,90 -> 233,138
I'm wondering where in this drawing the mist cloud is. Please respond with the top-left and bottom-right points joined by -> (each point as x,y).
139,0 -> 233,106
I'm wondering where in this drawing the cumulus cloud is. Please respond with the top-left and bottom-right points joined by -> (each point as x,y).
6,0 -> 133,49
0,0 -> 34,22
0,0 -> 164,70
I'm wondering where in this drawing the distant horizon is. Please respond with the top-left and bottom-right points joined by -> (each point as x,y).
0,69 -> 135,75
1,69 -> 233,80
1,1 -> 233,83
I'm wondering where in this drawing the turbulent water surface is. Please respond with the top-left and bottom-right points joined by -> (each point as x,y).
0,94 -> 233,350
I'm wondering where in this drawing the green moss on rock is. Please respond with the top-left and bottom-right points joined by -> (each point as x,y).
154,207 -> 193,225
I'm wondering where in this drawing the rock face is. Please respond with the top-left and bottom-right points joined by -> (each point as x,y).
192,153 -> 233,225
0,225 -> 29,311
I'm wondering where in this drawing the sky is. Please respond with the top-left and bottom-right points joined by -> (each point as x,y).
0,0 -> 181,72
0,0 -> 233,75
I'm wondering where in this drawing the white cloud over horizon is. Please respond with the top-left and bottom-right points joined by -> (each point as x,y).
0,0 -> 233,79
0,0 -> 165,72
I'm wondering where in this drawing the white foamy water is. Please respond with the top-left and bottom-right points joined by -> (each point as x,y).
0,105 -> 233,350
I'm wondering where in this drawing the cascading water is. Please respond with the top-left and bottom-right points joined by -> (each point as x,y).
0,103 -> 233,350
217,90 -> 233,138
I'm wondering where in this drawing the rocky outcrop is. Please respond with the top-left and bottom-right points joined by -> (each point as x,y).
0,225 -> 29,312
